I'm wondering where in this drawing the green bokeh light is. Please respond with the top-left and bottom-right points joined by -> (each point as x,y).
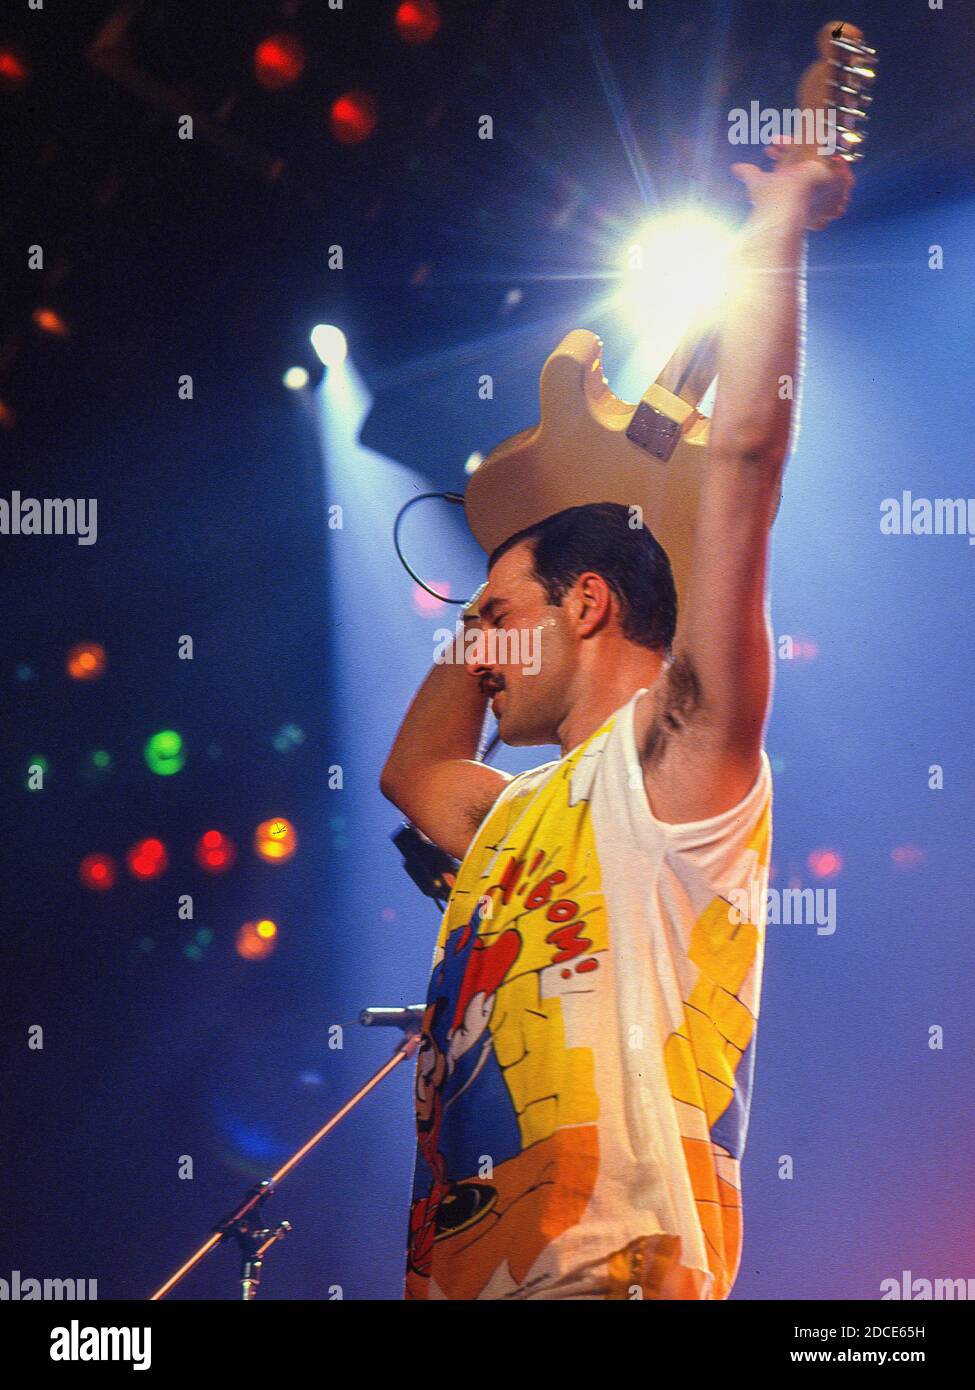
144,729 -> 186,775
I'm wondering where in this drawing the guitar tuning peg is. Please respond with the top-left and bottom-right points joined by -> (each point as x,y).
834,83 -> 873,103
832,37 -> 878,60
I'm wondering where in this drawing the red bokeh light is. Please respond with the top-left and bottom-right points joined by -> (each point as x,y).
127,837 -> 168,880
807,847 -> 843,879
253,34 -> 305,92
0,47 -> 29,90
330,90 -> 378,145
80,853 -> 117,892
195,828 -> 237,874
394,1 -> 441,45
891,844 -> 926,869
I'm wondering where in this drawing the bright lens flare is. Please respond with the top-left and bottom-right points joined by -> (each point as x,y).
618,210 -> 736,367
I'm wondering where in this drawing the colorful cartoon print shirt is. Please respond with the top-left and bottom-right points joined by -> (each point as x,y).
405,686 -> 772,1300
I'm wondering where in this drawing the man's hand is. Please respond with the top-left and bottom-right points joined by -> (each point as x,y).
731,139 -> 855,230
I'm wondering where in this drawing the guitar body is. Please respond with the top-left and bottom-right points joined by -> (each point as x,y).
464,329 -> 711,609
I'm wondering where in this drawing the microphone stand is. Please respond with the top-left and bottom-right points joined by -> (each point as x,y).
148,1011 -> 424,1300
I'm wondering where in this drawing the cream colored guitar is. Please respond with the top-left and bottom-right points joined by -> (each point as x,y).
465,22 -> 876,610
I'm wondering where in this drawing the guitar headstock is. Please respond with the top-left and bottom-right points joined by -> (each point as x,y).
791,20 -> 878,165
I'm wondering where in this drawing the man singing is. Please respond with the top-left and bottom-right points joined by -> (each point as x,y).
381,145 -> 853,1299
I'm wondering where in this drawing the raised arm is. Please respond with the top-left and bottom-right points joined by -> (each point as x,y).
635,149 -> 854,823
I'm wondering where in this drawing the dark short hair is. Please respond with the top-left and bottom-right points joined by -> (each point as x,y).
488,501 -> 677,654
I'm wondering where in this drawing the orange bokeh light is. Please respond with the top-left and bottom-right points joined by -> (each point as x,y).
236,919 -> 279,960
67,642 -> 107,681
330,89 -> 378,145
32,307 -> 71,338
254,817 -> 297,863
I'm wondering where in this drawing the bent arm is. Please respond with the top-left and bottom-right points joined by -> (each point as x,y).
380,598 -> 511,861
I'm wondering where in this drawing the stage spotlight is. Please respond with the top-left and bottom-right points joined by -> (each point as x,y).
144,729 -> 185,776
283,365 -> 309,390
618,209 -> 736,350
310,324 -> 347,367
254,817 -> 297,863
195,829 -> 237,874
66,641 -> 107,681
80,853 -> 117,891
236,919 -> 279,960
127,837 -> 168,880
253,34 -> 305,92
329,90 -> 378,145
394,1 -> 441,45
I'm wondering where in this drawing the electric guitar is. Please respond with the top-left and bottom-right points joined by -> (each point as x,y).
464,21 -> 877,610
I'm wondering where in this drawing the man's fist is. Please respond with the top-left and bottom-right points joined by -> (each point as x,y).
731,137 -> 855,231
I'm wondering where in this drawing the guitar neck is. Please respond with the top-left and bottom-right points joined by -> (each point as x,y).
655,324 -> 720,409
625,320 -> 718,463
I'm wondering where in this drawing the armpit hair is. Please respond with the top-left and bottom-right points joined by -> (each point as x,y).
641,652 -> 703,769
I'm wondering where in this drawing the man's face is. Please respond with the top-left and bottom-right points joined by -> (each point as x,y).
465,541 -> 574,746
